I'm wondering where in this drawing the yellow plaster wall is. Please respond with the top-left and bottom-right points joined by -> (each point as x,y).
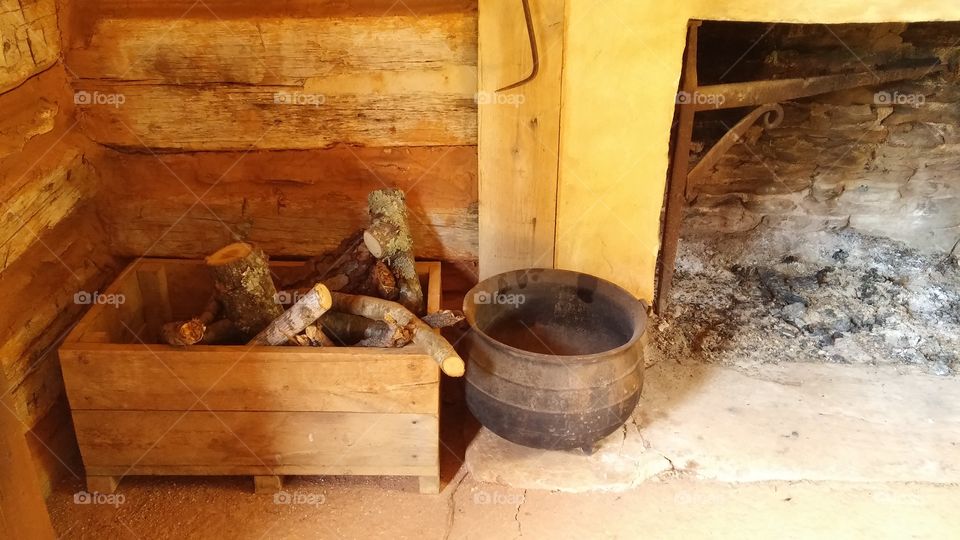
556,0 -> 960,302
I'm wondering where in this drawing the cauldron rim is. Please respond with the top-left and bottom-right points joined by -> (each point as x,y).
463,268 -> 647,361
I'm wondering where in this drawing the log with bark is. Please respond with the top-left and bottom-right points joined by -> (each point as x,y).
422,310 -> 465,329
364,189 -> 424,314
206,242 -> 284,339
282,231 -> 399,300
249,283 -> 333,346
320,311 -> 414,347
330,292 -> 465,377
159,297 -> 220,346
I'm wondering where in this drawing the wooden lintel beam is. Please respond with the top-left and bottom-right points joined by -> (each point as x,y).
694,64 -> 945,111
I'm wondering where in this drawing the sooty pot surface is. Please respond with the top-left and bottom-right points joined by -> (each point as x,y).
462,269 -> 646,450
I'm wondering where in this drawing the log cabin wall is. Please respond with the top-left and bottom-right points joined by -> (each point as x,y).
1,0 -> 122,495
63,0 -> 480,290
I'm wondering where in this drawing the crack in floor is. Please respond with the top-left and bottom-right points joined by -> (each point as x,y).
443,470 -> 469,540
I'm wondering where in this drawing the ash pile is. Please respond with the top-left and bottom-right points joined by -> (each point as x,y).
651,228 -> 960,376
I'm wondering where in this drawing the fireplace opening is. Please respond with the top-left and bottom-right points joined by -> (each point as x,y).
654,21 -> 960,376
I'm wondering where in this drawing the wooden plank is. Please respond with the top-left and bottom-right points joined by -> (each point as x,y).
0,146 -> 97,273
94,147 -> 478,261
477,0 -> 565,278
67,0 -> 476,36
75,81 -> 476,150
0,208 -> 121,423
0,370 -> 55,540
425,262 -> 442,314
67,14 -> 477,85
60,346 -> 440,414
0,78 -> 57,159
72,410 -> 439,474
136,263 -> 173,342
0,0 -> 60,93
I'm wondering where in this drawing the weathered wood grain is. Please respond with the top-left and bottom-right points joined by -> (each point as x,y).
477,0 -> 564,278
94,146 -> 478,261
67,13 -> 478,149
0,0 -> 60,93
0,146 -> 96,272
67,15 -> 477,84
0,75 -> 57,159
73,410 -> 439,475
0,207 -> 121,426
67,0 -> 477,39
74,81 -> 477,149
60,346 -> 440,414
0,369 -> 55,539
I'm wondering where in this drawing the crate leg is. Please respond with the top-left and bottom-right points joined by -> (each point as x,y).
418,475 -> 440,494
87,475 -> 119,494
254,475 -> 283,494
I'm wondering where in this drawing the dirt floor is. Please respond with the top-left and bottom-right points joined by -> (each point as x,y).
45,472 -> 960,539
651,227 -> 960,375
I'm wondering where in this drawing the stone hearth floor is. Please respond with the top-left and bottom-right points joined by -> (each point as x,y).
466,359 -> 960,490
48,359 -> 960,539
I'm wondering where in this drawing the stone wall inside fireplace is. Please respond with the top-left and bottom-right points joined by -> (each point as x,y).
687,22 -> 960,254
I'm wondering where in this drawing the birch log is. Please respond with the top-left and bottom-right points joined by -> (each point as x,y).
331,292 -> 465,377
249,283 -> 333,346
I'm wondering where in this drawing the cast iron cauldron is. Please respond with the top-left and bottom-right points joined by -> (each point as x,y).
462,269 -> 646,450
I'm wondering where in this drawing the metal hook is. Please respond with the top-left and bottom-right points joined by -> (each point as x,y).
496,0 -> 540,92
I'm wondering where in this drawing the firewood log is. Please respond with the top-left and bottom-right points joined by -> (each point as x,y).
199,319 -> 240,345
330,293 -> 465,377
293,324 -> 336,347
249,283 -> 333,346
364,189 -> 425,314
283,231 -> 378,295
206,243 -> 283,338
320,311 -> 413,347
159,297 -> 221,346
421,310 -> 465,329
160,319 -> 206,347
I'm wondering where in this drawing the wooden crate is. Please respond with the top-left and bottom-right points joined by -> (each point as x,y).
60,259 -> 442,494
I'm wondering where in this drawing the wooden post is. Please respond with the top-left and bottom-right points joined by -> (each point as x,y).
0,371 -> 56,539
418,475 -> 440,494
478,0 -> 565,278
254,475 -> 283,494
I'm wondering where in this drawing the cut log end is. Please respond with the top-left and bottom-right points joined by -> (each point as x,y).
161,319 -> 206,346
441,357 -> 466,377
205,242 -> 254,266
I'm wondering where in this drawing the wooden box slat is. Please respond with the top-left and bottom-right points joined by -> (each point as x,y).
60,346 -> 439,413
74,411 -> 439,475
